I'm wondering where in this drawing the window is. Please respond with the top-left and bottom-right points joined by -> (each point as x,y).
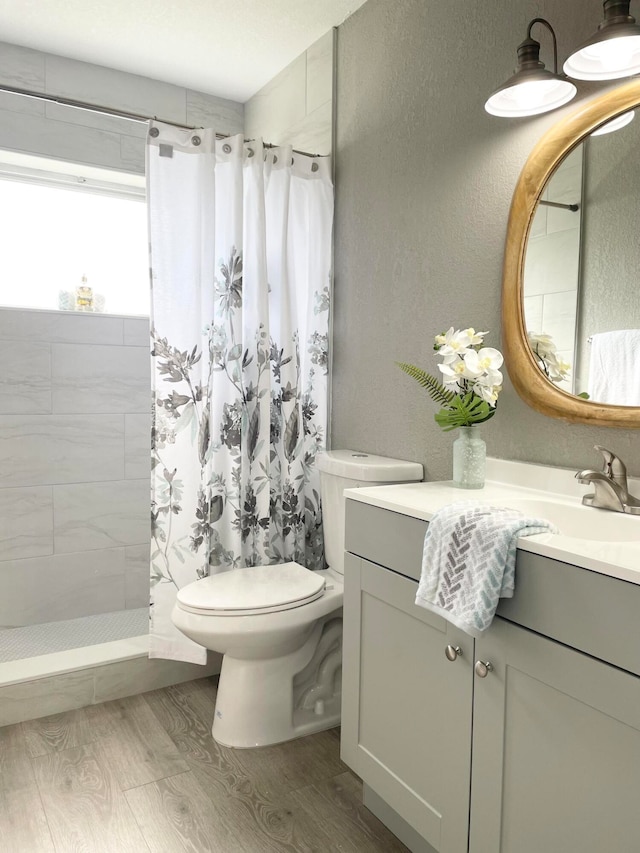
0,151 -> 149,316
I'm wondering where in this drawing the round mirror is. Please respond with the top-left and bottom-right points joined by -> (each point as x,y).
502,79 -> 640,427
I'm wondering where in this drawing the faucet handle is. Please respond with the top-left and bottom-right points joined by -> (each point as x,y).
594,445 -> 627,486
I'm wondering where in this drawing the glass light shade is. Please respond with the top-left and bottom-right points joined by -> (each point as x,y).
591,109 -> 635,134
564,33 -> 640,79
485,75 -> 577,117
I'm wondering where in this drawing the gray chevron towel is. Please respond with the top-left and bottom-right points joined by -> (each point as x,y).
415,502 -> 557,637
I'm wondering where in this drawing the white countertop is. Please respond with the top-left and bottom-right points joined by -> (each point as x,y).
344,457 -> 640,586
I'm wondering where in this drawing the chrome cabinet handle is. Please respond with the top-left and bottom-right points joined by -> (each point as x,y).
474,660 -> 494,678
445,645 -> 463,661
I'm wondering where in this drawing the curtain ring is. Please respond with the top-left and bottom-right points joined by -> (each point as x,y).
291,157 -> 295,166
149,127 -> 160,138
223,143 -> 232,154
273,155 -> 278,164
192,135 -> 201,146
311,162 -> 319,172
247,147 -> 254,158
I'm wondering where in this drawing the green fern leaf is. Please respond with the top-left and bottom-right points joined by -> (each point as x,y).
396,362 -> 455,407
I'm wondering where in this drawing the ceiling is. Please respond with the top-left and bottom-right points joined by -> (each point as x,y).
0,0 -> 368,103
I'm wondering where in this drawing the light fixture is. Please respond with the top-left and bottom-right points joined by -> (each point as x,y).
591,108 -> 636,134
564,0 -> 640,80
485,18 -> 577,118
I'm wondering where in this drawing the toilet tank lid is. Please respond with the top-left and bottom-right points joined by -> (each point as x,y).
317,450 -> 423,482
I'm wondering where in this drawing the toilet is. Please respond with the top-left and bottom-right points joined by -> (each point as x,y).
171,450 -> 423,748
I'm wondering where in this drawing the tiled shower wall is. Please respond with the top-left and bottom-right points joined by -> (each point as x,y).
0,41 -> 244,632
0,40 -> 243,173
244,29 -> 334,156
0,307 -> 150,628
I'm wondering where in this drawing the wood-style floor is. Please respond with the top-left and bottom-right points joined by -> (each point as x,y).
0,676 -> 409,852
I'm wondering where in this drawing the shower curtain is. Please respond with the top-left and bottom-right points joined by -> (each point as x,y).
147,124 -> 333,664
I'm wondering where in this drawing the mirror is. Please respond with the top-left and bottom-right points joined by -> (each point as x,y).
502,79 -> 640,427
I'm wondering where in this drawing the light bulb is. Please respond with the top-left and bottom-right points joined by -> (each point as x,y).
485,78 -> 576,118
565,34 -> 640,79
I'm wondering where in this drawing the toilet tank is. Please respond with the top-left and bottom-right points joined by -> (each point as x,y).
317,450 -> 423,576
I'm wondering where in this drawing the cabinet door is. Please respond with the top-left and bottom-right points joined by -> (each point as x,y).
341,554 -> 473,853
469,618 -> 640,853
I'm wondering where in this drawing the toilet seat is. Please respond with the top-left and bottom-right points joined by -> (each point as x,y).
176,562 -> 326,616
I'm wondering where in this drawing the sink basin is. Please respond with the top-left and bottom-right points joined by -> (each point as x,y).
500,498 -> 640,543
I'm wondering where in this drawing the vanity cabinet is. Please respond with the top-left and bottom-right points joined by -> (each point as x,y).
341,552 -> 473,852
342,498 -> 640,853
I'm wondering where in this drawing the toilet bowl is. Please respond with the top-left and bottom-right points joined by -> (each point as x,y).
171,450 -> 423,748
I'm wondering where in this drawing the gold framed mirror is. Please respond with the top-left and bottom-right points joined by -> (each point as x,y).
502,78 -> 640,428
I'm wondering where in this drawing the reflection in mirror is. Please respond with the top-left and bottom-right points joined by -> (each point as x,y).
522,109 -> 640,406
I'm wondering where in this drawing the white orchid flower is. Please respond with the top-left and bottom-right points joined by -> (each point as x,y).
463,347 -> 504,378
474,367 -> 503,388
528,331 -> 557,357
435,327 -> 475,358
438,358 -> 469,388
474,381 -> 501,406
464,328 -> 489,347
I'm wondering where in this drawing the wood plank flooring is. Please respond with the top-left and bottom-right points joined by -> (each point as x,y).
0,677 -> 409,852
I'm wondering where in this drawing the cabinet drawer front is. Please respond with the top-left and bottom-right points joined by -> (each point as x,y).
345,499 -> 427,581
341,554 -> 472,853
497,549 -> 640,677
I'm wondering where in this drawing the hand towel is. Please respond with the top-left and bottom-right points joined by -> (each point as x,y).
588,329 -> 640,405
415,501 -> 557,637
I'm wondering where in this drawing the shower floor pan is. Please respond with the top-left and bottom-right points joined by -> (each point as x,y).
0,608 -> 149,664
0,608 -> 221,727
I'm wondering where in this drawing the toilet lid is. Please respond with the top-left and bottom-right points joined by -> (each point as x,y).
176,562 -> 326,615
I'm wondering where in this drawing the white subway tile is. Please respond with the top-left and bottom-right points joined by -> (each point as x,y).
0,414 -> 125,487
523,229 -> 580,298
0,341 -> 51,414
54,479 -> 149,553
541,290 -> 579,351
125,544 -> 150,609
0,109 -> 127,171
45,55 -> 187,125
0,308 -> 124,345
0,92 -> 45,117
125,414 -> 150,479
123,317 -> 150,347
45,100 -> 148,138
0,42 -> 45,90
523,295 -> 544,333
0,670 -> 95,727
119,134 -> 145,173
0,549 -> 126,627
0,486 -> 53,560
186,91 -> 243,135
306,30 -> 334,115
283,101 -> 332,156
52,344 -> 150,414
245,53 -> 307,144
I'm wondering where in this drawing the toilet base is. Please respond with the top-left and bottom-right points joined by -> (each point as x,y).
211,615 -> 342,748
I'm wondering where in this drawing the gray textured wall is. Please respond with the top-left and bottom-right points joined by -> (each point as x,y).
333,0 -> 640,479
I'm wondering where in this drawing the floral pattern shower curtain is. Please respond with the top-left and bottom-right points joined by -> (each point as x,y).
147,124 -> 333,663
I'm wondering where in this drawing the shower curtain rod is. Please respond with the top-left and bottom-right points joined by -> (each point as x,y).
0,83 -> 320,158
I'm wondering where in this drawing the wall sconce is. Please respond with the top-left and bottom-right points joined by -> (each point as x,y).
485,18 -> 577,117
487,2 -> 640,118
564,0 -> 640,80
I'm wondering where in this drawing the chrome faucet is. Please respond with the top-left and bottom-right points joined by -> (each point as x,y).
575,446 -> 640,515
